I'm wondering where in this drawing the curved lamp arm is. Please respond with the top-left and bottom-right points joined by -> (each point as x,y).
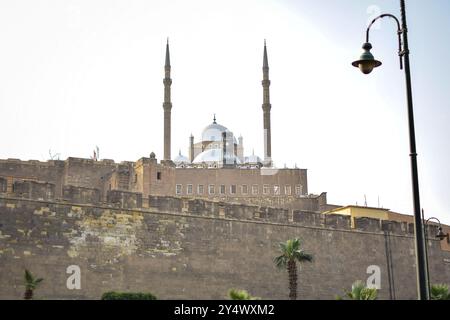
425,217 -> 442,225
425,216 -> 449,242
366,14 -> 404,69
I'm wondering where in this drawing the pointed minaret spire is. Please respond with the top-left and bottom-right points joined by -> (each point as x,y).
263,39 -> 269,69
165,38 -> 170,67
262,40 -> 272,167
213,114 -> 217,124
163,38 -> 173,163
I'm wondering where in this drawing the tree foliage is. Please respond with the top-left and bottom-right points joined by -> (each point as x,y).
23,269 -> 44,300
101,291 -> 157,300
430,284 -> 450,300
274,238 -> 313,300
336,280 -> 378,300
228,289 -> 260,300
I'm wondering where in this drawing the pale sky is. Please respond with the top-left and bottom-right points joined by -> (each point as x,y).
0,0 -> 449,224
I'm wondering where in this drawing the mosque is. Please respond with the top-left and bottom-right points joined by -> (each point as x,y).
0,40 -> 333,213
153,40 -> 330,211
164,40 -> 270,170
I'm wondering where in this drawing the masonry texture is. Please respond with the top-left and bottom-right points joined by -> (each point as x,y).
1,193 -> 449,300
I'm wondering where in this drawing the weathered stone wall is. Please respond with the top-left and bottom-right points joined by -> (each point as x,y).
12,180 -> 55,201
0,159 -> 65,197
0,158 -> 326,213
107,190 -> 143,209
0,196 -> 449,300
62,185 -> 101,204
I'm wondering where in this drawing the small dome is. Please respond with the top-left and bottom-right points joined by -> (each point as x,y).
244,154 -> 262,164
174,150 -> 190,165
150,152 -> 156,159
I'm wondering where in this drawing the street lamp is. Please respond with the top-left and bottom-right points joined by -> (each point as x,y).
424,216 -> 450,243
352,0 -> 429,300
423,214 -> 450,295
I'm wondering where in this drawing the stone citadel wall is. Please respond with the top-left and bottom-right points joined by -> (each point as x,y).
0,188 -> 449,300
0,158 -> 327,212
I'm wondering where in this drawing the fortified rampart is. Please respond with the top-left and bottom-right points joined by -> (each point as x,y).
0,185 -> 449,300
0,158 -> 329,212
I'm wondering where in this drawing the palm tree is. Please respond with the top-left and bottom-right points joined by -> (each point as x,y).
274,238 -> 313,300
24,269 -> 44,300
228,289 -> 260,300
336,280 -> 377,300
430,284 -> 450,300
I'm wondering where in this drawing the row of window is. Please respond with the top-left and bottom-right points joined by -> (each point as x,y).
175,184 -> 303,196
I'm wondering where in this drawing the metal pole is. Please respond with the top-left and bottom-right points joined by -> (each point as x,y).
399,0 -> 429,300
422,209 -> 431,296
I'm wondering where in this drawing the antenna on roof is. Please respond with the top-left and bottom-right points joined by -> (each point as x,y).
364,194 -> 368,207
49,149 -> 60,161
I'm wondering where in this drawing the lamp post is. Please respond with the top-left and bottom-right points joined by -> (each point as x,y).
352,0 -> 429,300
423,213 -> 450,293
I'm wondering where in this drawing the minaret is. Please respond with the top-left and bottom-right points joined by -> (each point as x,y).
163,38 -> 173,163
262,40 -> 272,167
189,134 -> 194,162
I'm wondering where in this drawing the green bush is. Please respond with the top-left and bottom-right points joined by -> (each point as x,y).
101,291 -> 157,300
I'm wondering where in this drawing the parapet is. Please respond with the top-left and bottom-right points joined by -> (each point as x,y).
148,196 -> 290,223
62,185 -> 101,204
0,177 -> 6,193
66,157 -> 117,166
12,180 -> 55,201
107,190 -> 143,209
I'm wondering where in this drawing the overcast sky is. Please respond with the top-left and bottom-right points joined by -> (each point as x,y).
0,0 -> 449,224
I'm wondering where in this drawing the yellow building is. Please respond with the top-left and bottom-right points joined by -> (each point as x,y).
324,205 -> 450,251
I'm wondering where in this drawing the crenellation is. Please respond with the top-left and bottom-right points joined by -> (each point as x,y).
12,180 -> 55,201
354,217 -> 382,233
292,210 -> 324,227
62,185 -> 101,205
381,220 -> 409,235
107,190 -> 143,209
0,177 -> 6,193
324,214 -> 351,230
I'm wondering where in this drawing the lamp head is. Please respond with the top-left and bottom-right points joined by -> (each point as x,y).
352,42 -> 382,74
436,227 -> 449,241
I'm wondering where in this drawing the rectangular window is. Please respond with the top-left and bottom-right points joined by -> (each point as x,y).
252,184 -> 258,195
176,184 -> 182,195
209,184 -> 215,194
285,185 -> 292,195
187,184 -> 193,195
295,185 -> 303,195
220,184 -> 226,194
157,172 -> 162,180
274,185 -> 280,195
198,184 -> 204,195
263,184 -> 270,195
241,185 -> 248,195
230,185 -> 237,194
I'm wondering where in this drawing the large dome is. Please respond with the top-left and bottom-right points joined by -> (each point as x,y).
201,122 -> 229,142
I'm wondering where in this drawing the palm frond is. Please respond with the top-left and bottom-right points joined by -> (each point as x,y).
274,255 -> 287,269
24,269 -> 34,284
228,289 -> 260,300
431,284 -> 450,300
342,280 -> 377,300
293,251 -> 313,263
